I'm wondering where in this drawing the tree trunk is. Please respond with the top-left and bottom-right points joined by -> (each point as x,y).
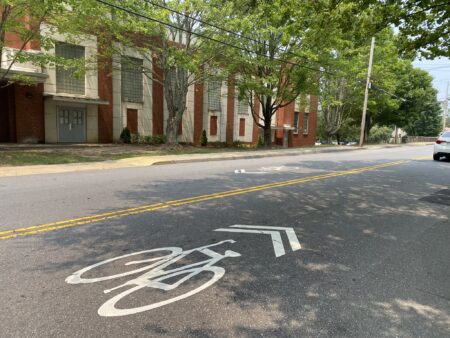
263,125 -> 271,147
260,95 -> 273,147
163,66 -> 188,146
165,114 -> 181,145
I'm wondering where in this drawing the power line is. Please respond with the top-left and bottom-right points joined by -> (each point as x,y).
93,0 -> 333,75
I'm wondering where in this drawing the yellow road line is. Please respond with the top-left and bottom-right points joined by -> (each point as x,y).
412,155 -> 431,160
0,159 -> 410,241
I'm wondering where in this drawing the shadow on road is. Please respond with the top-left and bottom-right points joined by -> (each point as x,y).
10,157 -> 450,337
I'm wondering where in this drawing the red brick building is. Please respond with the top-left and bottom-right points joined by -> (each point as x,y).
0,24 -> 317,147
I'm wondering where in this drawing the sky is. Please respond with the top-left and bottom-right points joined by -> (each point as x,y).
412,57 -> 449,102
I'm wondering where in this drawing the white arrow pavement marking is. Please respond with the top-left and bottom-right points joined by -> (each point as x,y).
214,225 -> 301,257
234,169 -> 266,174
230,225 -> 302,252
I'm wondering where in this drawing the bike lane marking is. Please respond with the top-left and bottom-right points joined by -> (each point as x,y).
65,239 -> 242,317
214,225 -> 301,257
65,226 -> 301,317
0,159 -> 410,241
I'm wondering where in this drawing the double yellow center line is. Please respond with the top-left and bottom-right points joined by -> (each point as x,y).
0,157 -> 427,241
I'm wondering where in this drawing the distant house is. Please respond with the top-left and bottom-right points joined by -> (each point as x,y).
390,127 -> 407,143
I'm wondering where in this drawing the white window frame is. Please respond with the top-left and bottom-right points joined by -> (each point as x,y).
303,112 -> 310,135
293,111 -> 300,134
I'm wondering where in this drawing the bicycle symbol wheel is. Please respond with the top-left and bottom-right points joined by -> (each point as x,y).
66,247 -> 182,284
97,265 -> 226,317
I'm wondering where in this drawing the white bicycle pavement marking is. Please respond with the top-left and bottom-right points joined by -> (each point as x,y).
65,225 -> 302,317
66,240 -> 240,317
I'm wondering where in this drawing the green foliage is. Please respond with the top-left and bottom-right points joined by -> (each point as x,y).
210,0 -> 323,145
200,130 -> 208,147
151,134 -> 166,145
130,133 -> 140,144
120,127 -> 131,144
385,1 -> 449,58
390,66 -> 443,136
368,125 -> 392,144
208,141 -> 227,148
0,0 -> 66,85
257,135 -> 264,148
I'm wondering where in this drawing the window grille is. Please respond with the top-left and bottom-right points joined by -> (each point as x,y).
208,81 -> 222,111
237,99 -> 249,114
295,94 -> 311,113
56,43 -> 85,95
121,57 -> 143,102
293,111 -> 300,132
304,95 -> 311,113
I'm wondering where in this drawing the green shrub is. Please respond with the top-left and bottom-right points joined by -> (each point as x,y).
209,141 -> 227,147
233,140 -> 243,148
257,135 -> 264,148
152,134 -> 166,144
130,133 -> 141,144
120,127 -> 131,143
368,125 -> 392,144
200,129 -> 208,146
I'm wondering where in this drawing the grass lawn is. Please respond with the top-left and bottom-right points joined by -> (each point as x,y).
0,146 -> 264,166
0,152 -> 144,166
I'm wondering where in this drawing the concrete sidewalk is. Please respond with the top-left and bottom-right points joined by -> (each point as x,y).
0,143 -> 432,178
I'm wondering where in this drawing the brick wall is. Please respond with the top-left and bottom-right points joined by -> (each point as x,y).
194,82 -> 204,145
0,86 -> 15,142
226,77 -> 235,145
13,84 -> 45,143
97,56 -> 113,143
152,59 -> 164,135
289,95 -> 318,147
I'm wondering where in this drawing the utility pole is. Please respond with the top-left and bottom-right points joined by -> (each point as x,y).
359,37 -> 375,147
444,82 -> 449,131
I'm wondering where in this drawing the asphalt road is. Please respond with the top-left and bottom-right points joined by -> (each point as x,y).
0,145 -> 449,337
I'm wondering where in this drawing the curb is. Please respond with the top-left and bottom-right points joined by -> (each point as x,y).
151,146 -> 363,165
151,143 -> 434,166
0,143 -> 432,178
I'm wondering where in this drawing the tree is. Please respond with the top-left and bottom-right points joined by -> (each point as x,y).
317,26 -> 405,143
393,66 -> 442,136
83,0 -> 221,145
340,1 -> 450,58
320,77 -> 352,143
214,0 -> 320,146
390,0 -> 450,58
151,0 -> 219,145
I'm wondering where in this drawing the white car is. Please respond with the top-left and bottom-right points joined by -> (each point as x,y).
433,131 -> 450,161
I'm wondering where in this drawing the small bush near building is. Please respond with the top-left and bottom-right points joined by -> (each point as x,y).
208,141 -> 227,148
257,136 -> 264,148
128,134 -> 166,145
200,130 -> 208,146
120,127 -> 131,143
130,133 -> 140,144
151,135 -> 166,144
